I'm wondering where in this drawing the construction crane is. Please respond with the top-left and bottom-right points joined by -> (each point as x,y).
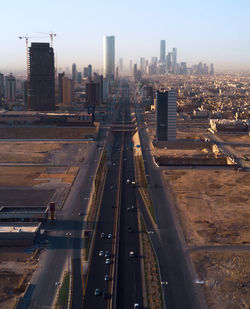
18,35 -> 47,79
18,36 -> 30,80
36,32 -> 57,47
18,35 -> 46,109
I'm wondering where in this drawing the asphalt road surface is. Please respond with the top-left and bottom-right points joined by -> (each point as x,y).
83,85 -> 143,309
17,131 -> 107,309
135,103 -> 205,309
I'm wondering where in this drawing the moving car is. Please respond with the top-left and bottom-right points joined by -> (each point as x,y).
95,288 -> 101,296
104,275 -> 110,281
105,258 -> 111,264
130,251 -> 135,258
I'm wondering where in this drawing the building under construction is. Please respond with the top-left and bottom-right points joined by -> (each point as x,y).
29,43 -> 55,111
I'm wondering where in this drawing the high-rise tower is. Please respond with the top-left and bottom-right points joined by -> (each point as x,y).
103,36 -> 115,79
5,73 -> 16,102
160,40 -> 166,63
172,48 -> 177,66
0,73 -> 4,102
72,63 -> 77,83
156,90 -> 177,141
29,43 -> 55,111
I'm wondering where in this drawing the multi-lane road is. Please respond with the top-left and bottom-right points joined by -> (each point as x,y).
83,85 -> 143,309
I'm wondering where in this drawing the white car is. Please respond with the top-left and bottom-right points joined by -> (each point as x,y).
105,258 -> 111,264
130,251 -> 135,258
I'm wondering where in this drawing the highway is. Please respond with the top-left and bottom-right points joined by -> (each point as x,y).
116,89 -> 143,309
83,85 -> 143,309
82,131 -> 122,308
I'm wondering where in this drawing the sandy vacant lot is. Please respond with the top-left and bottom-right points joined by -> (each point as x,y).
0,126 -> 98,139
163,169 -> 250,246
162,168 -> 250,308
155,147 -> 212,158
0,247 -> 37,309
192,252 -> 250,309
0,142 -> 62,163
0,166 -> 48,186
218,134 -> 250,144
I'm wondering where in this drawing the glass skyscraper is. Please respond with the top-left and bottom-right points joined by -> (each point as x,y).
103,36 -> 115,79
160,40 -> 166,63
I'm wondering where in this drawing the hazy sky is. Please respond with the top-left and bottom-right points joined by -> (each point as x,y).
1,0 -> 250,72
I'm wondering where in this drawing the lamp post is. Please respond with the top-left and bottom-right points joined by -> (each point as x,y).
66,232 -> 71,273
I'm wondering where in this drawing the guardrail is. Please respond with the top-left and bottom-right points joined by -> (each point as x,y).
109,133 -> 124,309
81,147 -> 108,301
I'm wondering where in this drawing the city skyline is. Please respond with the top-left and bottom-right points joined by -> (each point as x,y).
0,0 -> 249,72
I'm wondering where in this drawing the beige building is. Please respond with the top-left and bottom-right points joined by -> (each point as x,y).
62,76 -> 73,105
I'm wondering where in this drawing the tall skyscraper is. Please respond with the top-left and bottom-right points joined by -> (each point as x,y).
58,72 -> 65,103
103,78 -> 109,101
119,58 -> 123,73
88,64 -> 92,79
166,52 -> 172,71
210,63 -> 215,75
140,57 -> 146,73
156,90 -> 177,141
86,81 -> 98,107
83,67 -> 88,78
0,73 -> 4,102
103,36 -> 115,79
172,48 -> 177,66
129,60 -> 133,74
5,73 -> 16,102
115,66 -> 119,79
72,63 -> 77,83
160,40 -> 166,63
29,43 -> 55,111
62,76 -> 73,105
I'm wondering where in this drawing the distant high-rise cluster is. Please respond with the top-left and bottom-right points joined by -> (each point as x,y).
103,36 -> 115,79
130,40 -> 215,78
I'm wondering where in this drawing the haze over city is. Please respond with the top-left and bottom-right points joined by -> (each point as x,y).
0,1 -> 249,309
1,0 -> 250,72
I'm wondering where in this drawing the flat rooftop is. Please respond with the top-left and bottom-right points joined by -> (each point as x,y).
0,224 -> 39,233
0,206 -> 47,213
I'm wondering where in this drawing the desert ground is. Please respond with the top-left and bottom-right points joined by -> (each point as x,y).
0,140 -> 93,307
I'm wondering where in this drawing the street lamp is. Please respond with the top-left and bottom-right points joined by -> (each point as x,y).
65,232 -> 72,273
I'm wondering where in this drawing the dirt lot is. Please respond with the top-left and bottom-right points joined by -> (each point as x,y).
192,252 -> 250,309
0,247 -> 37,309
0,142 -> 62,163
0,166 -> 48,186
0,126 -> 98,139
163,169 -> 250,246
0,189 -> 54,206
155,147 -> 211,158
218,134 -> 250,144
